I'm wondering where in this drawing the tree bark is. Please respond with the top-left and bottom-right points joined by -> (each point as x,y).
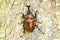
3,0 -> 58,40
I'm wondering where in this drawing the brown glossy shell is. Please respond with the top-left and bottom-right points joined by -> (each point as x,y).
24,19 -> 36,32
24,12 -> 36,32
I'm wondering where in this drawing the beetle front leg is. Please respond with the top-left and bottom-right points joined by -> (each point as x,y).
35,25 -> 44,34
22,14 -> 24,18
35,10 -> 38,20
18,13 -> 24,25
35,11 -> 42,24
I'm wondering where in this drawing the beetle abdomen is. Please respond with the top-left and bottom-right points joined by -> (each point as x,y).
24,19 -> 36,32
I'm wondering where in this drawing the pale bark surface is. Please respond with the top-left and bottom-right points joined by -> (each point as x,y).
0,0 -> 59,40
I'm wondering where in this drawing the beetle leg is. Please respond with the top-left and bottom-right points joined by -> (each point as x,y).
35,11 -> 38,20
22,14 -> 24,18
37,21 -> 42,24
18,14 -> 24,24
35,25 -> 44,34
23,22 -> 26,37
23,24 -> 25,34
22,21 -> 26,34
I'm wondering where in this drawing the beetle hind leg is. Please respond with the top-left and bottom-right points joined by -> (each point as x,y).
37,21 -> 42,24
35,25 -> 44,34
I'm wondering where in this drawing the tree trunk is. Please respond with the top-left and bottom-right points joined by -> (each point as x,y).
0,0 -> 59,40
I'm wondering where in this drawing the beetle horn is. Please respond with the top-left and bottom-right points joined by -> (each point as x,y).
26,5 -> 31,12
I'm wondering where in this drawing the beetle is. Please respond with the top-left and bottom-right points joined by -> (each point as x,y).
20,5 -> 44,37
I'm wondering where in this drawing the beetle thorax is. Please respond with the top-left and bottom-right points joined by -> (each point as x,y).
26,19 -> 34,22
24,13 -> 34,19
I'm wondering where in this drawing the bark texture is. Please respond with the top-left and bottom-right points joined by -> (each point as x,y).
0,0 -> 59,40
